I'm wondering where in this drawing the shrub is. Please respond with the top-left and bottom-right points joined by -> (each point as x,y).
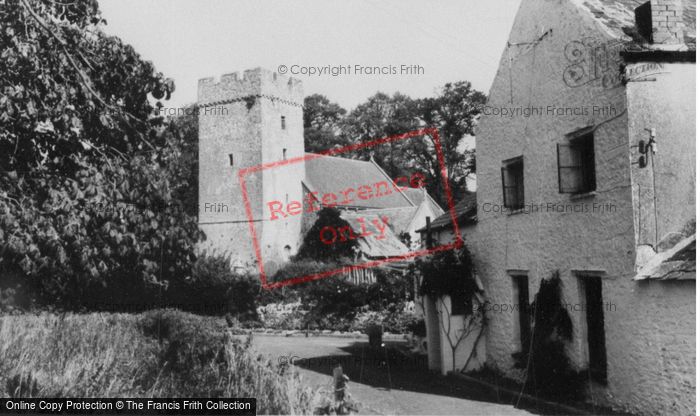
263,260 -> 417,332
167,254 -> 259,319
256,302 -> 307,330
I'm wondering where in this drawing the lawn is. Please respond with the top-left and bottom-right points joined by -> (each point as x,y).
0,309 -> 322,415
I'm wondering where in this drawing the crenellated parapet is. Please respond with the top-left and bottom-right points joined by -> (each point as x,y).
198,67 -> 303,109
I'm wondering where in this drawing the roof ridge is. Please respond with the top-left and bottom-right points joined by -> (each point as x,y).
367,157 -> 416,207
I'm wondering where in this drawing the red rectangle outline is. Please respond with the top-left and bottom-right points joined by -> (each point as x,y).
238,127 -> 463,289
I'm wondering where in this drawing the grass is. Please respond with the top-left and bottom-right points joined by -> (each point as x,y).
0,309 -> 322,415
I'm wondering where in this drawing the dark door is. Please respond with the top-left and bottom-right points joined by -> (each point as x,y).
584,276 -> 607,383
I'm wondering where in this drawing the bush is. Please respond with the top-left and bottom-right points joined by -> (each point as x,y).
262,260 -> 417,332
166,254 -> 259,319
256,302 -> 307,330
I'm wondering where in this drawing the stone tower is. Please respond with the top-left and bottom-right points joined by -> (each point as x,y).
197,68 -> 305,271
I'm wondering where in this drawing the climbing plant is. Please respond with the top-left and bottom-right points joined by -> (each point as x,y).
416,245 -> 487,372
525,271 -> 583,400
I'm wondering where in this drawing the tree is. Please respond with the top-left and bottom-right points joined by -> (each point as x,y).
303,94 -> 347,153
406,82 -> 486,206
342,92 -> 419,179
0,0 -> 201,309
340,84 -> 485,206
161,104 -> 199,217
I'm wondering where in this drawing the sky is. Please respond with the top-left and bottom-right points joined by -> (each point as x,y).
98,0 -> 521,111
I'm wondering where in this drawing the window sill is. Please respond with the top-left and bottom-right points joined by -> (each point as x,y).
506,208 -> 526,216
570,191 -> 596,201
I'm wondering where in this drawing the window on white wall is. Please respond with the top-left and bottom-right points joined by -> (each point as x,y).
501,156 -> 524,209
557,133 -> 596,194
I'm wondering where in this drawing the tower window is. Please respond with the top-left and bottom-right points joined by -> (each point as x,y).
283,148 -> 287,160
281,116 -> 286,130
228,154 -> 234,166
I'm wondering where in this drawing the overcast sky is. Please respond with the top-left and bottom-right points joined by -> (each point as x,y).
99,0 -> 520,111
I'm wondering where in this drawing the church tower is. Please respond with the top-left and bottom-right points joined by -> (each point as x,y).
197,68 -> 305,272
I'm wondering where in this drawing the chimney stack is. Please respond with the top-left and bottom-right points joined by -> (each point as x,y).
650,0 -> 685,45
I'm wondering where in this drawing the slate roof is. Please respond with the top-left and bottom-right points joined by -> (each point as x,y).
303,154 -> 415,209
634,234 -> 696,280
357,206 -> 420,235
417,192 -> 477,232
574,0 -> 696,48
339,211 -> 410,259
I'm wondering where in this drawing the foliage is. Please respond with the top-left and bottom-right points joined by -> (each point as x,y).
416,245 -> 486,372
256,301 -> 307,330
0,0 -> 202,310
167,254 -> 259,319
295,208 -> 358,262
0,152 -> 201,310
160,104 -> 199,217
406,82 -> 486,206
525,271 -> 582,400
0,0 -> 172,173
417,245 -> 479,307
302,84 -> 486,207
342,92 -> 419,179
303,94 -> 347,154
338,84 -> 486,206
264,260 -> 415,332
0,311 -> 323,414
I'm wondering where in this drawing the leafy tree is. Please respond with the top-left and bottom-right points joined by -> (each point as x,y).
340,84 -> 485,206
407,81 -> 486,205
303,94 -> 347,153
161,104 -> 199,217
342,92 -> 419,179
0,0 -> 201,309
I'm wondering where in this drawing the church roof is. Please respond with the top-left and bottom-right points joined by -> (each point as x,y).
339,211 -> 411,259
355,206 -> 420,235
303,153 -> 415,209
